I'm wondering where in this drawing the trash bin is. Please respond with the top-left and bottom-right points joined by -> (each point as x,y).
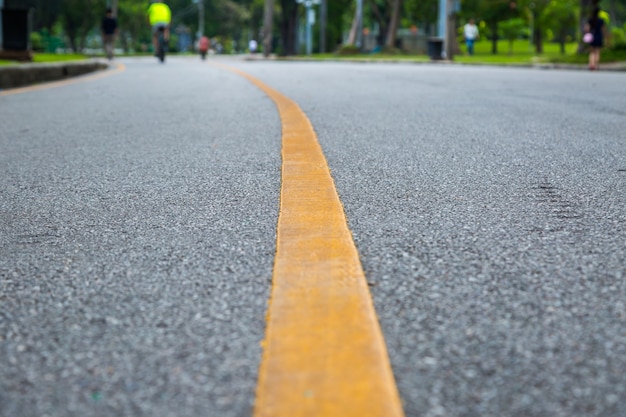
2,0 -> 36,51
427,38 -> 443,60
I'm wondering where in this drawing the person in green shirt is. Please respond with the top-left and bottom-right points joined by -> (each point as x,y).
147,0 -> 172,54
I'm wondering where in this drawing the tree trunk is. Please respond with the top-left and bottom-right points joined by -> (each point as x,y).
67,32 -> 78,52
79,27 -> 90,52
534,27 -> 543,54
578,0 -> 595,53
347,6 -> 359,45
279,0 -> 297,55
369,0 -> 387,47
319,0 -> 326,53
445,0 -> 456,60
491,21 -> 498,54
263,0 -> 273,56
385,0 -> 403,49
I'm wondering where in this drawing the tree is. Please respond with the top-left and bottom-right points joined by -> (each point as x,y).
60,0 -> 105,52
545,0 -> 578,54
486,0 -> 520,54
33,0 -> 62,32
346,6 -> 360,45
578,0 -> 599,52
500,17 -> 525,54
277,0 -> 298,55
117,2 -> 149,53
403,0 -> 438,34
385,0 -> 404,48
369,0 -> 395,46
263,0 -> 274,56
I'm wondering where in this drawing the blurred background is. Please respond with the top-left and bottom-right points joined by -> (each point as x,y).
1,0 -> 626,63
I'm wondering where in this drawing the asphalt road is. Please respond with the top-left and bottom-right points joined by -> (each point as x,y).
1,56 -> 625,417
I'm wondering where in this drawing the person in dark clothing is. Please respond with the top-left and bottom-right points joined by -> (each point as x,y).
101,8 -> 118,60
585,8 -> 606,70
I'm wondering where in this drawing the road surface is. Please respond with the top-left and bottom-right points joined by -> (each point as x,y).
1,56 -> 625,417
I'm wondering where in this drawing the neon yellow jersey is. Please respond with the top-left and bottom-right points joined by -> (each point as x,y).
599,10 -> 610,25
148,3 -> 171,25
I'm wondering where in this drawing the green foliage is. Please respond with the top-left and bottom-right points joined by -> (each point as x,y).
499,18 -> 526,54
380,46 -> 404,54
325,0 -> 353,52
33,0 -> 62,31
477,20 -> 493,39
404,0 -> 438,26
221,37 -> 236,54
60,0 -> 106,52
25,0 -> 626,59
611,42 -> 626,53
611,24 -> 626,45
335,44 -> 361,55
612,42 -> 626,51
118,2 -> 150,52
30,32 -> 44,52
168,34 -> 180,52
500,18 -> 526,40
544,0 -> 578,45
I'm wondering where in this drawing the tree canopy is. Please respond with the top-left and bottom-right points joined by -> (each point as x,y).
29,0 -> 626,55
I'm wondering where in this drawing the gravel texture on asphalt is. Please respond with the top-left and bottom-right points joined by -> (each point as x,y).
1,58 -> 280,417
2,57 -> 625,417
229,61 -> 626,417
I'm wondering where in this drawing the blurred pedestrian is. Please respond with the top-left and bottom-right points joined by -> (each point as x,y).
463,19 -> 479,56
199,35 -> 210,60
584,8 -> 607,70
249,39 -> 258,54
101,8 -> 118,60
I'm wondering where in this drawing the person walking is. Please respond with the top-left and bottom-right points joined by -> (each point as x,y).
249,39 -> 258,54
585,8 -> 607,70
101,8 -> 118,60
463,19 -> 479,56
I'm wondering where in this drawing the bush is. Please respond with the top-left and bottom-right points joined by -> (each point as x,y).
380,46 -> 404,55
610,41 -> 626,51
335,44 -> 361,55
168,34 -> 179,52
30,32 -> 44,52
611,25 -> 626,45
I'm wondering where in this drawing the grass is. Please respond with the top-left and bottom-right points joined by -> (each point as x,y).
0,53 -> 88,66
304,39 -> 626,66
32,53 -> 89,62
455,39 -> 575,65
309,53 -> 430,62
1,41 -> 624,67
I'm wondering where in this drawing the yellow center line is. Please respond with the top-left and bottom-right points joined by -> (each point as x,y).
0,62 -> 126,96
215,63 -> 405,417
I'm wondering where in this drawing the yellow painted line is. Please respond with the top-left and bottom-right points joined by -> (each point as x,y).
215,64 -> 405,417
0,62 -> 125,96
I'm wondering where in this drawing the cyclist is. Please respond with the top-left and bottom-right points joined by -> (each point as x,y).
147,0 -> 172,55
